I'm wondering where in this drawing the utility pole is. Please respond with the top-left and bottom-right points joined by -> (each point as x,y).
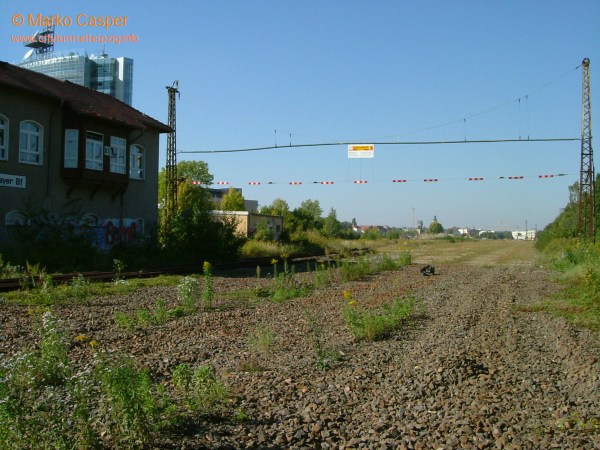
165,81 -> 180,222
578,58 -> 594,239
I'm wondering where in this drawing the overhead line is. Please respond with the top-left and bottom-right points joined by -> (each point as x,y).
179,137 -> 580,154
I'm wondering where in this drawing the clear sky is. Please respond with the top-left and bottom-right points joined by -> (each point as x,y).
3,1 -> 599,230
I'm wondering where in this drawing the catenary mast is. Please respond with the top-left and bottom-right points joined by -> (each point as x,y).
578,58 -> 594,239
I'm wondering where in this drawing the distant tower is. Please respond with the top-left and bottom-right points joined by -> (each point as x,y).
165,81 -> 180,221
24,26 -> 54,57
578,58 -> 594,239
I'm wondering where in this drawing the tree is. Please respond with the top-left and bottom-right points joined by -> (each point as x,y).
298,199 -> 322,221
158,160 -> 213,208
291,199 -> 323,232
322,208 -> 342,238
429,220 -> 444,234
261,198 -> 290,217
220,187 -> 246,211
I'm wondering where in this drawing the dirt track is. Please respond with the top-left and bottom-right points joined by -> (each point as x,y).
1,241 -> 599,448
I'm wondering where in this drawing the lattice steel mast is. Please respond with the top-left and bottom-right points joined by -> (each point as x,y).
578,58 -> 594,239
165,81 -> 180,220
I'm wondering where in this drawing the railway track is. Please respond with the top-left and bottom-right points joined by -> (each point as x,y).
0,251 -> 367,293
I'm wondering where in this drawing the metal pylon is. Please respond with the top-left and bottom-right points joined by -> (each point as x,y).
165,81 -> 180,219
578,58 -> 594,239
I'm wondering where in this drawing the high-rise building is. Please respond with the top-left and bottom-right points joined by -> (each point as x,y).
17,27 -> 133,105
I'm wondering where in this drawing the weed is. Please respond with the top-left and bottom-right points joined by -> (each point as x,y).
313,259 -> 335,288
270,258 -> 311,302
177,276 -> 200,315
172,364 -> 228,413
168,305 -> 187,318
70,273 -> 92,302
344,293 -> 418,341
233,406 -> 251,422
237,356 -> 266,372
305,309 -> 342,370
136,308 -> 154,327
153,297 -> 169,324
113,258 -> 126,282
202,261 -> 214,309
247,324 -> 277,354
0,255 -> 22,278
114,311 -> 136,330
96,353 -> 171,446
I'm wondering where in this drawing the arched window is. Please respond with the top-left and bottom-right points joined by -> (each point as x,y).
5,210 -> 29,226
129,144 -> 145,180
0,115 -> 8,161
19,121 -> 43,165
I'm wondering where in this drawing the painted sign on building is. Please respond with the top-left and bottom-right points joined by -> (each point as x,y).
0,173 -> 27,189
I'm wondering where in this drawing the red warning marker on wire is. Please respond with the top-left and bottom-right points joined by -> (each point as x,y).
392,179 -> 407,183
289,181 -> 303,185
424,178 -> 439,182
315,181 -> 335,185
248,181 -> 261,185
216,181 -> 230,185
508,176 -> 524,180
538,174 -> 557,178
191,181 -> 206,185
354,180 -> 368,184
468,177 -> 484,181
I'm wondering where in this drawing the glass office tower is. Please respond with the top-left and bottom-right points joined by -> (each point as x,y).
18,53 -> 134,105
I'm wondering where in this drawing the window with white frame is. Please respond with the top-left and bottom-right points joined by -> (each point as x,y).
129,144 -> 145,180
64,129 -> 78,168
85,132 -> 103,170
19,121 -> 43,165
0,115 -> 8,161
110,136 -> 127,174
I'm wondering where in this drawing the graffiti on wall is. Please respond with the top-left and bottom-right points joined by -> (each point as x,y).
88,218 -> 145,251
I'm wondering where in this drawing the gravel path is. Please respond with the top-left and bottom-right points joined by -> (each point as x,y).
1,259 -> 599,448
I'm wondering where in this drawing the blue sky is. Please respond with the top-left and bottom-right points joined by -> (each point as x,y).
3,1 -> 599,230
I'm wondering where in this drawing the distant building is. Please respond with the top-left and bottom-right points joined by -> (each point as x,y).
512,230 -> 536,240
209,187 -> 258,213
213,211 -> 283,238
17,26 -> 133,105
18,52 -> 134,105
0,61 -> 170,250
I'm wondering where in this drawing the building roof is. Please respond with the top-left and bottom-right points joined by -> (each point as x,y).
0,61 -> 171,132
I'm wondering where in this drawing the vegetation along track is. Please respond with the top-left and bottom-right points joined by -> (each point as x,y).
1,241 -> 598,448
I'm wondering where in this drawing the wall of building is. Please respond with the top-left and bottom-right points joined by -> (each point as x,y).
213,211 -> 283,238
0,86 -> 160,249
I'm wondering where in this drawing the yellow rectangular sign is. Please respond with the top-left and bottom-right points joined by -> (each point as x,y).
348,144 -> 374,158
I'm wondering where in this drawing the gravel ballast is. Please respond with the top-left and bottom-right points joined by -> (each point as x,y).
1,262 -> 598,449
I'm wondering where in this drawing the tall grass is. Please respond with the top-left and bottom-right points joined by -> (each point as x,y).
534,238 -> 600,331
